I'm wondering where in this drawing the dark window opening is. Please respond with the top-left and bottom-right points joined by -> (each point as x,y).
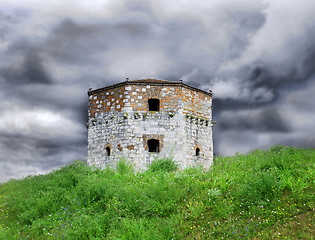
106,147 -> 111,156
148,99 -> 160,111
196,148 -> 200,156
148,139 -> 159,152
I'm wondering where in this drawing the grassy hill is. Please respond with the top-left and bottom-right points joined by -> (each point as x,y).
0,145 -> 314,239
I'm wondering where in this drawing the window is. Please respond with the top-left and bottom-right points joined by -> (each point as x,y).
148,99 -> 160,111
106,147 -> 111,156
148,139 -> 159,152
196,148 -> 200,156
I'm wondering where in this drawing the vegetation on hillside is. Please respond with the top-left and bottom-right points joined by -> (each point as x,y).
0,145 -> 314,239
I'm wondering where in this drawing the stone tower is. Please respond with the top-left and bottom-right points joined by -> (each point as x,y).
87,79 -> 213,170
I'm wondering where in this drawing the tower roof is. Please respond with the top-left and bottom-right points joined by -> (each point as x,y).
127,79 -> 176,84
88,78 -> 212,96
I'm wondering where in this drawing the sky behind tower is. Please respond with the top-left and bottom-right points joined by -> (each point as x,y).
1,0 -> 315,182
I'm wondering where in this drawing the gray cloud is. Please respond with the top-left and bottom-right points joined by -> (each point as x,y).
0,7 -> 31,38
218,107 -> 291,133
45,19 -> 151,64
1,39 -> 52,85
0,0 -> 315,181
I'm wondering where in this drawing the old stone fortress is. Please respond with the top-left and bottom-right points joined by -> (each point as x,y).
87,78 -> 213,170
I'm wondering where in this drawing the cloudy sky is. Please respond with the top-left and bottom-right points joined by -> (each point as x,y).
1,0 -> 315,182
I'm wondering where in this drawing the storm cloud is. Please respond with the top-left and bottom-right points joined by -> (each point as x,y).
1,0 -> 315,182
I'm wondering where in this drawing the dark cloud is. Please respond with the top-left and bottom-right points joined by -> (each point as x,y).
226,11 -> 266,60
2,43 -> 52,85
21,50 -> 52,84
213,98 -> 260,113
45,18 -> 151,64
302,47 -> 315,80
280,133 -> 315,149
244,28 -> 315,90
1,0 -> 315,181
35,137 -> 87,159
0,131 -> 86,168
217,107 -> 291,133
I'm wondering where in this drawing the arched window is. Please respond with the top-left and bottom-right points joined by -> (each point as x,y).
148,139 -> 159,152
148,99 -> 160,111
196,148 -> 200,156
106,147 -> 111,156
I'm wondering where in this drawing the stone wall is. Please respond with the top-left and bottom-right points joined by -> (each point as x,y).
87,80 -> 213,170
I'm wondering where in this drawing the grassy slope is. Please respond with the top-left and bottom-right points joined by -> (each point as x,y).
0,146 -> 314,239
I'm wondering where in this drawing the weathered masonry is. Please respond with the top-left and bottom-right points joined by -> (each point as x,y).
87,79 -> 214,170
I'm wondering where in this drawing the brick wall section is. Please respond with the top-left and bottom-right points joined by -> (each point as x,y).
87,79 -> 213,170
88,80 -> 212,118
88,85 -> 125,118
181,88 -> 212,119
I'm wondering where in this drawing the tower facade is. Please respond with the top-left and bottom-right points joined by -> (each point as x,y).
87,79 -> 213,170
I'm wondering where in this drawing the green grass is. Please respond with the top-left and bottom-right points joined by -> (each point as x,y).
0,145 -> 314,239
